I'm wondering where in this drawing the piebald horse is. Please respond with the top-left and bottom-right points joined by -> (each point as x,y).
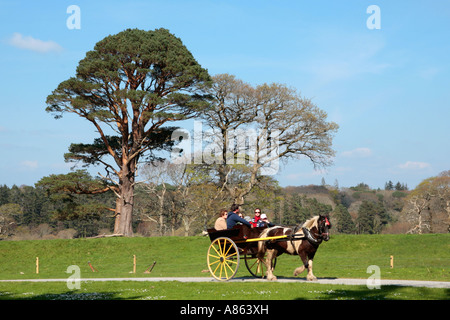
257,215 -> 331,281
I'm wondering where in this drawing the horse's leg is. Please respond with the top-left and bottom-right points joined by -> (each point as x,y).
293,252 -> 308,277
265,249 -> 278,281
256,247 -> 273,280
293,265 -> 305,276
306,259 -> 317,281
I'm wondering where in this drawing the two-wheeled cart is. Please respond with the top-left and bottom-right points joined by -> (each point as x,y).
206,225 -> 288,281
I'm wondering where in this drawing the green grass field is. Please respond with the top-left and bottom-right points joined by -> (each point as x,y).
1,281 -> 448,300
0,234 -> 449,300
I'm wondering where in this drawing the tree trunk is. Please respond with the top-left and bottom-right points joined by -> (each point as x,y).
158,186 -> 166,236
113,197 -> 121,234
116,166 -> 135,237
183,216 -> 191,237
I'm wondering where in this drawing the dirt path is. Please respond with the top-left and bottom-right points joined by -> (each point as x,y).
1,277 -> 449,288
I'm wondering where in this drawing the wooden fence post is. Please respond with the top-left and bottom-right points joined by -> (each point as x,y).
133,255 -> 136,274
144,261 -> 157,274
390,255 -> 394,268
36,257 -> 39,274
88,261 -> 98,272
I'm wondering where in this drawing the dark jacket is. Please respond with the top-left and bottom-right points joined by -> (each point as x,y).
256,220 -> 274,228
226,211 -> 252,229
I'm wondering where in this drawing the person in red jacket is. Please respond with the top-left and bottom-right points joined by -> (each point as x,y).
250,208 -> 262,227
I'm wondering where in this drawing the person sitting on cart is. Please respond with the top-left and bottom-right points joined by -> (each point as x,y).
257,213 -> 274,228
214,209 -> 228,230
226,204 -> 253,229
250,208 -> 262,227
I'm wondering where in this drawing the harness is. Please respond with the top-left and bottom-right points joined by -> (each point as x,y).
302,227 -> 322,246
266,219 -> 330,249
291,225 -> 328,247
275,226 -> 321,249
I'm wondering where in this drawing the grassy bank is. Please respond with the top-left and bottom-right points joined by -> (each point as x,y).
1,234 -> 448,281
0,234 -> 448,300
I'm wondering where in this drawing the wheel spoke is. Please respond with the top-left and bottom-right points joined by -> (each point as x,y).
225,250 -> 238,258
224,260 -> 235,274
223,262 -> 228,279
248,258 -> 258,269
211,245 -> 221,257
256,259 -> 264,275
224,242 -> 234,256
209,259 -> 221,267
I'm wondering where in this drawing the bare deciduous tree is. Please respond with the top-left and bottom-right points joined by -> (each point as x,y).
404,171 -> 450,234
200,74 -> 339,205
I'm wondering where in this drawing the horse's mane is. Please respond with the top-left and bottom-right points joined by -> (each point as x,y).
302,216 -> 319,229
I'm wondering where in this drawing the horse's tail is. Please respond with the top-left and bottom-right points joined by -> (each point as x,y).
257,228 -> 269,253
257,226 -> 280,253
258,227 -> 271,238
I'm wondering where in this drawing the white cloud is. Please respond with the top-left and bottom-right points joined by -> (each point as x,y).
398,161 -> 431,170
20,160 -> 38,170
303,31 -> 390,85
8,33 -> 63,53
341,147 -> 372,158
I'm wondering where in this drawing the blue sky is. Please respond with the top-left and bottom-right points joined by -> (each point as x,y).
0,0 -> 449,190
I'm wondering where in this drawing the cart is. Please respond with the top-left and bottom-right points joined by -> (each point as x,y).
206,225 -> 286,281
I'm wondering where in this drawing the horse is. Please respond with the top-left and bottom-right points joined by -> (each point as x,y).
257,215 -> 331,281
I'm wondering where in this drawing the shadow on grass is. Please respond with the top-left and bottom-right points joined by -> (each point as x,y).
292,285 -> 450,300
0,290 -> 140,300
232,276 -> 450,300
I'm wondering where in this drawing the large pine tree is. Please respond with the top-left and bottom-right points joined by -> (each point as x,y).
46,28 -> 211,236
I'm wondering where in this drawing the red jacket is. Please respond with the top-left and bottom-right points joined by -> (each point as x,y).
251,216 -> 261,227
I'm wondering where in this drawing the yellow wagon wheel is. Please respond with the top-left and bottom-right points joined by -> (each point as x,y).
207,237 -> 240,281
244,252 -> 277,278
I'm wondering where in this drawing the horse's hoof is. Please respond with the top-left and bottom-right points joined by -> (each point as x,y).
293,267 -> 305,276
307,276 -> 317,282
268,276 -> 277,281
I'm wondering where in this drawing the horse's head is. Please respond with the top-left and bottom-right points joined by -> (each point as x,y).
317,215 -> 332,241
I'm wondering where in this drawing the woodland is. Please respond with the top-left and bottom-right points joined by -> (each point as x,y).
0,170 -> 448,240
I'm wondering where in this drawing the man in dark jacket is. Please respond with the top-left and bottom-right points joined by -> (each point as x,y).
226,204 -> 252,229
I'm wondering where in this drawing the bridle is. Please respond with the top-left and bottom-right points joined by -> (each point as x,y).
303,217 -> 331,246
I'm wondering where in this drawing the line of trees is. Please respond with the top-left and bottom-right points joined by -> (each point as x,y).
0,180 -> 113,239
384,180 -> 408,191
1,171 -> 448,239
